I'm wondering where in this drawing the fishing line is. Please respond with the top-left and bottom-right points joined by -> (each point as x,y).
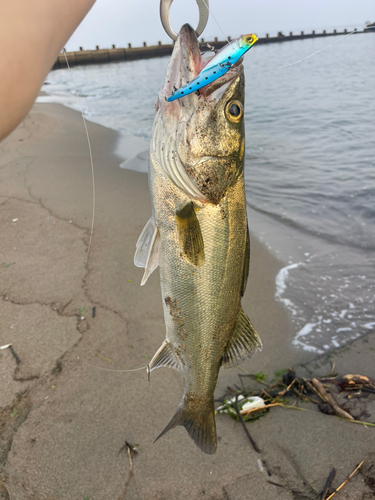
200,0 -> 230,44
249,28 -> 360,69
199,2 -> 364,70
63,53 -> 150,380
63,49 -> 95,264
85,362 -> 149,373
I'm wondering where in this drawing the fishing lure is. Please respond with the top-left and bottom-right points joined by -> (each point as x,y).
167,33 -> 258,102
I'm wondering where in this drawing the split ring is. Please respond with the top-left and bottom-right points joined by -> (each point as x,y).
160,0 -> 209,41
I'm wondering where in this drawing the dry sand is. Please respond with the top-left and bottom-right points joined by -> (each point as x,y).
0,103 -> 374,500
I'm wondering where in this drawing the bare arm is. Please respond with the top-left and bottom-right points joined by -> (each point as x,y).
0,0 -> 96,141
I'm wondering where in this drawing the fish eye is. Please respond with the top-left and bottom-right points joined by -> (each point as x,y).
246,37 -> 253,43
225,100 -> 243,123
229,103 -> 240,116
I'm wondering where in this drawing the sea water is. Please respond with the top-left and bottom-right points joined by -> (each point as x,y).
38,33 -> 375,354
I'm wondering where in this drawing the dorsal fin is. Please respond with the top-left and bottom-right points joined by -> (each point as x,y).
175,202 -> 204,267
222,307 -> 262,368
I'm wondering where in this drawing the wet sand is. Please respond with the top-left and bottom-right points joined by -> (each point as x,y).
0,103 -> 374,499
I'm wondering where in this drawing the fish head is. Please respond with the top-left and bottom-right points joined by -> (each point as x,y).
155,24 -> 246,204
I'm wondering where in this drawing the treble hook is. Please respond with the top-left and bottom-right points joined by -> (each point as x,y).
160,0 -> 209,41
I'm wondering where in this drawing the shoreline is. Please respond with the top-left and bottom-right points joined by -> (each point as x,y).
37,77 -> 375,357
11,96 -> 374,360
0,102 -> 374,499
32,102 -> 306,371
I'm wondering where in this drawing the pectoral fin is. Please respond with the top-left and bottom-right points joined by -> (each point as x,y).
149,340 -> 182,372
141,225 -> 160,286
134,218 -> 160,286
134,218 -> 155,268
176,203 -> 204,267
222,307 -> 262,368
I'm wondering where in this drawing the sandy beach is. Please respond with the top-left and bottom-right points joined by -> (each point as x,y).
0,103 -> 374,500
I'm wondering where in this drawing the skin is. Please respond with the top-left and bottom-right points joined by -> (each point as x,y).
0,0 -> 96,142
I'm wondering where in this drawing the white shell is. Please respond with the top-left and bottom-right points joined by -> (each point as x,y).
241,396 -> 265,412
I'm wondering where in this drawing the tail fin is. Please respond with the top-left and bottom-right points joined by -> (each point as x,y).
154,394 -> 217,454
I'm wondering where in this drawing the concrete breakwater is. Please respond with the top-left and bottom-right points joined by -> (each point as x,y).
53,28 -> 369,69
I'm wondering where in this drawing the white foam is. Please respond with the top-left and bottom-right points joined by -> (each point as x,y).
295,321 -> 319,338
275,262 -> 303,316
292,319 -> 324,353
36,93 -> 78,108
119,151 -> 149,173
292,338 -> 324,354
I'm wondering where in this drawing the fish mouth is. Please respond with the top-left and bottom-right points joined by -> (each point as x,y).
159,24 -> 242,108
162,24 -> 202,99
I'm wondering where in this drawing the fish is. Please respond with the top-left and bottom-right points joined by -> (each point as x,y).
167,33 -> 258,102
134,23 -> 262,454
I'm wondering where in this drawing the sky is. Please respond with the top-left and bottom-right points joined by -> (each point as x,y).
65,0 -> 375,51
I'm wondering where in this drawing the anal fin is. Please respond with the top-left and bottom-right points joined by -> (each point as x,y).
149,340 -> 182,372
222,307 -> 262,368
176,202 -> 204,267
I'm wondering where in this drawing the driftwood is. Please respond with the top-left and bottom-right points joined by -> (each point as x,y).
221,371 -> 375,423
312,378 -> 354,421
219,371 -> 375,442
321,374 -> 375,391
325,460 -> 365,500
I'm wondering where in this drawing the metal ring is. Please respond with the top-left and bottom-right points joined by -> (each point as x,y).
160,0 -> 209,41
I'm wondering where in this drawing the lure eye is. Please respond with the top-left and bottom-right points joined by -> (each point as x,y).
246,37 -> 253,44
225,100 -> 243,123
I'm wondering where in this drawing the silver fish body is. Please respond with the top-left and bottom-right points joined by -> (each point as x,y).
134,24 -> 261,454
